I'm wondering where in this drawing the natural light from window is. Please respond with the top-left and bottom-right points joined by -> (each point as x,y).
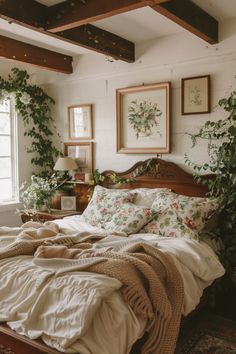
0,98 -> 18,203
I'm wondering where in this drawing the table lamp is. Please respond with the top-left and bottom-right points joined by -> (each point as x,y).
54,157 -> 78,179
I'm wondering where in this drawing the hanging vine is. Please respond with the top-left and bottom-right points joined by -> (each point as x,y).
0,67 -> 61,176
185,91 -> 236,271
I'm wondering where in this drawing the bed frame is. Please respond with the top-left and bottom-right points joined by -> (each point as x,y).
0,158 -> 214,354
102,157 -> 212,197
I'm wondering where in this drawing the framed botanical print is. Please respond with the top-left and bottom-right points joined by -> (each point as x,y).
181,75 -> 210,115
64,142 -> 93,173
116,82 -> 171,154
68,104 -> 93,140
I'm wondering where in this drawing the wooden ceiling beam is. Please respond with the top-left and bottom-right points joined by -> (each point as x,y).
46,0 -> 169,33
151,0 -> 218,44
57,24 -> 135,63
0,0 -> 46,28
0,0 -> 135,63
0,34 -> 73,74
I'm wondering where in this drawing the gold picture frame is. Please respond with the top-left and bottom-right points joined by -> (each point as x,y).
116,82 -> 171,154
64,142 -> 94,173
68,104 -> 93,140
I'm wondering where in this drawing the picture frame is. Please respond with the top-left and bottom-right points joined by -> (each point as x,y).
116,82 -> 171,154
68,104 -> 93,140
61,196 -> 77,211
64,142 -> 94,173
181,75 -> 210,115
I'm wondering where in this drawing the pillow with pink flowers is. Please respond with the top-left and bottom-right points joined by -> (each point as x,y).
139,190 -> 219,240
104,203 -> 155,235
82,185 -> 137,228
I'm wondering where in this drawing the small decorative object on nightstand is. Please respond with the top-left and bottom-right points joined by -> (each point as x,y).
21,209 -> 81,224
61,196 -> 77,211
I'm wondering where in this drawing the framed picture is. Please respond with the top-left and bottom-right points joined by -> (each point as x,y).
116,82 -> 171,154
64,142 -> 93,173
61,196 -> 76,211
181,75 -> 210,115
68,104 -> 93,140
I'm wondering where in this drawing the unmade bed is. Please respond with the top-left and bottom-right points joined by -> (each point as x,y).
0,158 -> 225,354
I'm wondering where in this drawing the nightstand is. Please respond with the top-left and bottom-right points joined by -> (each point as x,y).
67,181 -> 90,212
21,209 -> 81,223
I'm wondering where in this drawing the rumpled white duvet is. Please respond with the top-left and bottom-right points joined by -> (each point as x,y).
0,215 -> 225,354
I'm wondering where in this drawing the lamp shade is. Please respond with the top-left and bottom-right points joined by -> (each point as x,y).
54,157 -> 77,171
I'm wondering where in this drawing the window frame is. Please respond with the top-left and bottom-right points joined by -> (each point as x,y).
0,98 -> 19,205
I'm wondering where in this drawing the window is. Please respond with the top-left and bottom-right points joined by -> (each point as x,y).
0,98 -> 18,203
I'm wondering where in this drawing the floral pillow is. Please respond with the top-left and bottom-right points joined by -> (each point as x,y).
140,190 -> 219,240
130,188 -> 171,208
82,185 -> 137,227
104,203 -> 155,235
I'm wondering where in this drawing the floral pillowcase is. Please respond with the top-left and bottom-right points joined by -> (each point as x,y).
104,203 -> 155,235
140,190 -> 219,240
82,185 -> 137,228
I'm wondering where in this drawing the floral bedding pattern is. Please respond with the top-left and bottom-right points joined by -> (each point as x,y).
82,185 -> 137,227
104,203 -> 155,235
140,191 -> 219,240
130,187 -> 171,208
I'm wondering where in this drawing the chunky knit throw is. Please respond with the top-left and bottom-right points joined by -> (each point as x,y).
0,221 -> 184,354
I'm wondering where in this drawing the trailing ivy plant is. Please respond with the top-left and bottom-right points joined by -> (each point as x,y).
88,158 -> 157,198
185,91 -> 236,271
0,68 -> 61,176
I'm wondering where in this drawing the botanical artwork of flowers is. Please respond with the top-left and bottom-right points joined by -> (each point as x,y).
190,86 -> 202,106
128,99 -> 162,139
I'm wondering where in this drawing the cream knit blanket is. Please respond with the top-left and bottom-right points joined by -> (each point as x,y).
0,221 -> 184,354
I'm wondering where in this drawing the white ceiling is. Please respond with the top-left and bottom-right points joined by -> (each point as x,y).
95,7 -> 184,43
0,0 -> 236,58
0,19 -> 91,55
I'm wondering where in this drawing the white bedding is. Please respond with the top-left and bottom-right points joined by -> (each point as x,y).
55,215 -> 225,315
0,215 -> 225,354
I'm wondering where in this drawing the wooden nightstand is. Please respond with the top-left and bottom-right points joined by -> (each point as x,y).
21,209 -> 81,223
67,181 -> 90,212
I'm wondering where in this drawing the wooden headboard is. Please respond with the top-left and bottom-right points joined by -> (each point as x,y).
102,158 -> 213,197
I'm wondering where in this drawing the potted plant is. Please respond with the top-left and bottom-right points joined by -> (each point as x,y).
19,174 -> 65,213
185,91 -> 236,273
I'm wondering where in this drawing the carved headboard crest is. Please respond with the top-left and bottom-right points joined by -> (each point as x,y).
102,158 -> 213,197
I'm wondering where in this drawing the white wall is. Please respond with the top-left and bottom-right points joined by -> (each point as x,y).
43,18 -> 236,173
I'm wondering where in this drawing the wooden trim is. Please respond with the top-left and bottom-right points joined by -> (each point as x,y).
152,0 -> 218,44
47,0 -> 169,32
68,104 -> 93,140
0,323 -> 61,354
0,34 -> 73,74
116,82 -> 171,154
181,75 -> 211,115
64,142 -> 94,173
